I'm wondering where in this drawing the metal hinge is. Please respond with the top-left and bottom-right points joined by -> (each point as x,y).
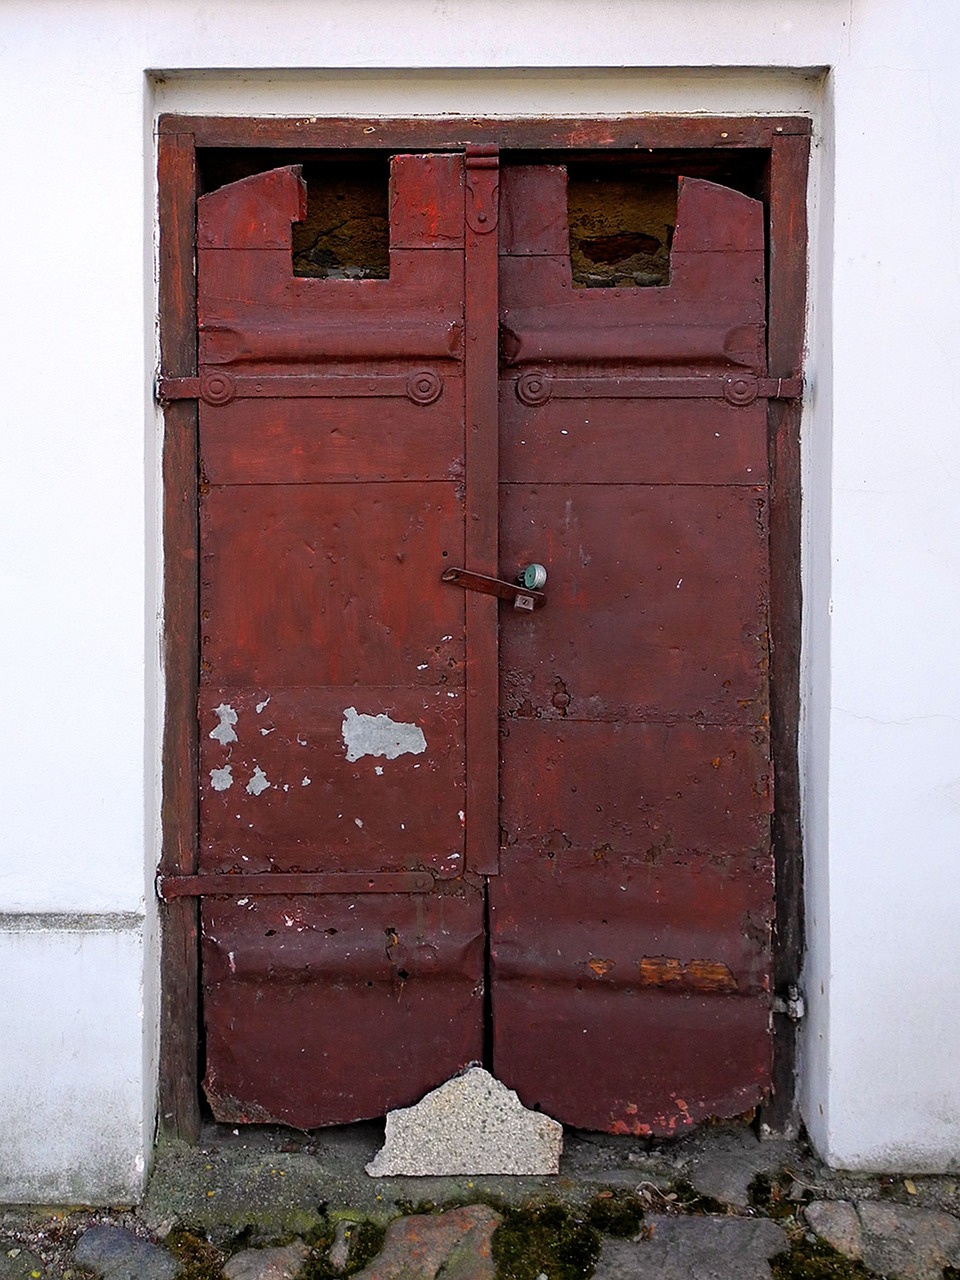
772,983 -> 806,1021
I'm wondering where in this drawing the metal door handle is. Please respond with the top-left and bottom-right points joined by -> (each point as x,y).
441,566 -> 547,611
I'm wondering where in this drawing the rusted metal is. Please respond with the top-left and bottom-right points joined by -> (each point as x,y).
158,370 -> 445,406
174,136 -> 799,1135
513,371 -> 801,404
441,566 -> 546,610
195,156 -> 482,1125
491,165 -> 776,1134
462,145 -> 501,877
201,890 -> 484,1127
158,117 -> 808,1141
158,871 -> 434,900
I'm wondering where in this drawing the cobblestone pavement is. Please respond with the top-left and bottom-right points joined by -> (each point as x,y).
2,1124 -> 959,1280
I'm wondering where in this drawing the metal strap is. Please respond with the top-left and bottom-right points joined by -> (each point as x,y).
157,870 -> 435,900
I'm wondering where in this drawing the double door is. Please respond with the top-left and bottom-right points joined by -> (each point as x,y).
192,148 -> 775,1134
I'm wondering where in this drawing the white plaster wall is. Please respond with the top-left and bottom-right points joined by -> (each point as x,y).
0,0 -> 957,1197
0,919 -> 148,1202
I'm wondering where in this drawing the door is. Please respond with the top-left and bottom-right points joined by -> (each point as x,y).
184,148 -> 777,1133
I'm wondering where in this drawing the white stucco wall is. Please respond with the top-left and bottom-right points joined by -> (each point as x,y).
0,0 -> 957,1199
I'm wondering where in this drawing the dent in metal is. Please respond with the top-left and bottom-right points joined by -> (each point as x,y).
210,703 -> 239,745
341,706 -> 427,763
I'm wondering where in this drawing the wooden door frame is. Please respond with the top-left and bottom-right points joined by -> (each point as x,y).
157,113 -> 810,1140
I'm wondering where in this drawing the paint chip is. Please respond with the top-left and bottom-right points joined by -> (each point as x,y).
246,766 -> 271,796
210,703 -> 238,745
256,697 -> 271,713
355,818 -> 364,828
210,765 -> 233,792
375,766 -> 384,776
302,776 -> 311,786
342,706 -> 427,762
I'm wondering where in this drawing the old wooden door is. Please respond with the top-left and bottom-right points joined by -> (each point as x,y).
184,149 -> 778,1133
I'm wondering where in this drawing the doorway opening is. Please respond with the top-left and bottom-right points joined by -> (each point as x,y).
157,115 -> 809,1143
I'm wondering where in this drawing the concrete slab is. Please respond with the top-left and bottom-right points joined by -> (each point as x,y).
593,1216 -> 788,1280
365,1070 -> 562,1177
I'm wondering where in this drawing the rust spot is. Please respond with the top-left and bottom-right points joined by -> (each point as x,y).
587,957 -> 615,978
637,956 -> 738,993
551,676 -> 571,716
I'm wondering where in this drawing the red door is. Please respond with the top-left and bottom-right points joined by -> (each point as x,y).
188,150 -> 776,1133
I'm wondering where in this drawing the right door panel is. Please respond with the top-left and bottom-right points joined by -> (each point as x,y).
492,166 -> 775,1134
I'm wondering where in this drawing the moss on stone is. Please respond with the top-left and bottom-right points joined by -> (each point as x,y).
584,1192 -> 645,1238
164,1228 -> 227,1280
492,1201 -> 601,1280
770,1237 -> 881,1280
300,1218 -> 386,1280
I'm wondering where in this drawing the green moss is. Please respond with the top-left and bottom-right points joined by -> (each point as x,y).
668,1179 -> 727,1216
165,1228 -> 227,1280
584,1192 -> 645,1238
492,1201 -> 601,1280
749,1173 -> 809,1220
300,1218 -> 387,1280
770,1237 -> 882,1280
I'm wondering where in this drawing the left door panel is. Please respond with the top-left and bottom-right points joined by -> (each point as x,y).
196,161 -> 482,1126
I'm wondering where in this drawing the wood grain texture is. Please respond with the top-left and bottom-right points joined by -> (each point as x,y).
158,131 -> 201,1142
160,114 -> 812,149
764,131 -> 810,1130
463,148 -> 501,877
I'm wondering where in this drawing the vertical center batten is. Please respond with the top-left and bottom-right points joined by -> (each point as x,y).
463,146 -> 501,877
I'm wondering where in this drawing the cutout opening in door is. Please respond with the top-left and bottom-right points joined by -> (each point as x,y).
292,159 -> 390,279
198,150 -> 391,280
568,166 -> 677,288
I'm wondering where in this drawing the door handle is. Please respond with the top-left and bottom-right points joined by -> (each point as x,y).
442,566 -> 547,611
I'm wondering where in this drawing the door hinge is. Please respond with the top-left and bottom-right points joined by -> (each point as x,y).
772,983 -> 806,1021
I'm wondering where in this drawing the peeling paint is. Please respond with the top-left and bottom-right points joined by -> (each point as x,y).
246,766 -> 271,796
210,703 -> 238,745
301,776 -> 311,786
256,697 -> 271,713
210,765 -> 233,792
341,706 -> 427,762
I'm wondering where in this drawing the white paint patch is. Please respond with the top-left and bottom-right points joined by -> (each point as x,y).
301,776 -> 311,786
259,727 -> 274,736
255,697 -> 271,713
245,766 -> 270,796
355,818 -> 364,828
341,706 -> 427,762
210,703 -> 238,745
210,766 -> 233,792
375,766 -> 384,776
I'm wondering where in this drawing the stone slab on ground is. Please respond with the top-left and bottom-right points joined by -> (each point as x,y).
224,1240 -> 310,1280
352,1206 -> 500,1280
73,1226 -> 178,1280
804,1200 -> 863,1259
365,1069 -> 562,1177
680,1130 -> 797,1208
593,1215 -> 789,1280
805,1199 -> 960,1280
0,1247 -> 47,1280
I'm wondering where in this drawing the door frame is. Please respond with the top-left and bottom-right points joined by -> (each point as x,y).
157,113 -> 810,1140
